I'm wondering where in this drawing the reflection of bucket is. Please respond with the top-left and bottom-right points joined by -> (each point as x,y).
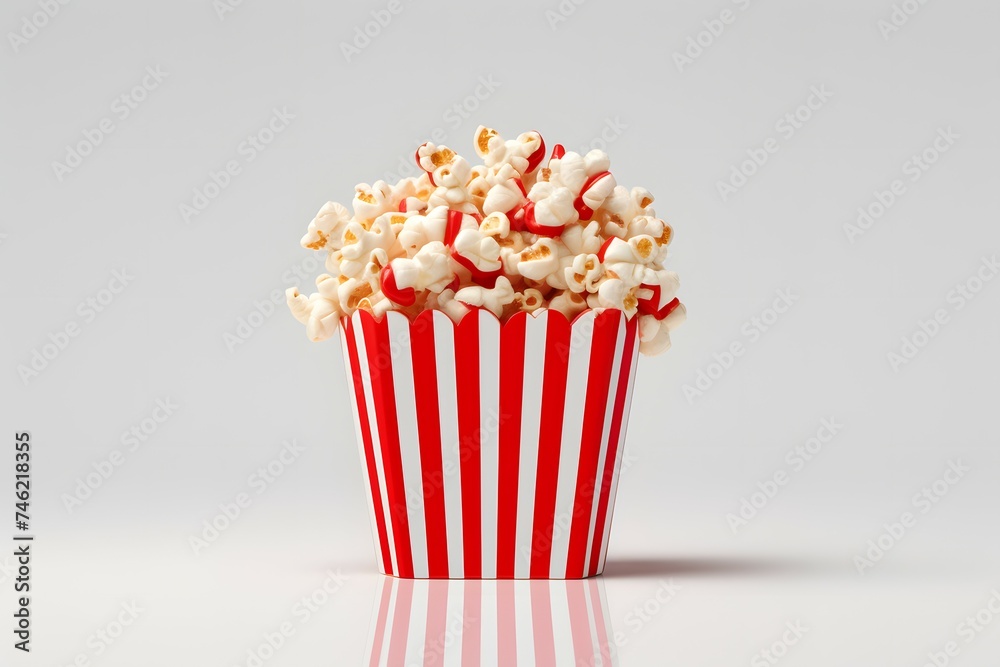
365,576 -> 618,665
340,308 -> 639,579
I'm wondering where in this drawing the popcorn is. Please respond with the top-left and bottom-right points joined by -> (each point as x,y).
382,241 -> 455,305
636,270 -> 680,314
515,238 -> 562,281
521,181 -> 577,235
339,214 -> 395,279
598,235 -> 660,287
301,201 -> 351,252
455,276 -> 515,318
450,228 -> 503,285
287,126 -> 685,356
560,219 -> 603,256
426,288 -> 468,323
637,298 -> 685,355
588,278 -> 638,318
595,186 -> 655,238
563,253 -> 603,294
482,164 -> 526,216
285,287 -> 342,342
549,289 -> 588,320
514,288 -> 546,313
352,181 -> 395,222
638,315 -> 671,356
474,126 -> 546,177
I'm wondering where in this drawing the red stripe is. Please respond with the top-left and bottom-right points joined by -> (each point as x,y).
423,581 -> 449,666
568,581 -> 594,662
530,313 -> 572,578
386,579 -> 413,666
445,209 -> 464,247
410,312 -> 449,577
525,133 -> 546,173
455,313 -> 482,578
573,171 -> 611,221
565,311 -> 621,577
344,317 -> 393,574
588,317 -> 638,576
530,581 -> 556,665
497,581 -> 517,663
496,314 -> 526,578
462,581 -> 482,667
368,578 -> 393,666
589,579 -> 615,665
361,312 -> 414,578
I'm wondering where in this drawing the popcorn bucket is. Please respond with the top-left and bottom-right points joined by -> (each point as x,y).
365,576 -> 618,665
339,308 -> 639,579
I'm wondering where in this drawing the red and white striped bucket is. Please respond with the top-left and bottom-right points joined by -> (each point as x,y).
340,308 -> 639,579
365,577 -> 618,665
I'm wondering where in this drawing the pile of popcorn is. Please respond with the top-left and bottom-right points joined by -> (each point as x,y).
287,127 -> 686,355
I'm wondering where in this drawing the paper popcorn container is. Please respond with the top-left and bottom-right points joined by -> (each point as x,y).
365,577 -> 618,665
339,307 -> 639,579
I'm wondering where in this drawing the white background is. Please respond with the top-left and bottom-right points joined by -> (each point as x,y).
2,0 -> 999,664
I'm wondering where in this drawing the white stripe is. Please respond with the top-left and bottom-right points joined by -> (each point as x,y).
583,318 -> 626,572
549,311 -> 595,578
582,581 -> 603,667
443,580 -> 464,667
478,311 -> 501,579
594,578 -> 616,666
513,581 -> 534,665
405,580 -> 428,666
598,332 -> 640,574
354,313 -> 397,575
340,327 -> 385,574
364,575 -> 387,666
481,580 -> 498,665
515,312 -> 547,578
387,312 -> 428,578
433,311 -> 464,578
549,580 -> 574,667
379,578 -> 399,667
